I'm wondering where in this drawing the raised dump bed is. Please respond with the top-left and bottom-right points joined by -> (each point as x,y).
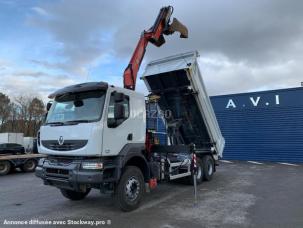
142,51 -> 225,157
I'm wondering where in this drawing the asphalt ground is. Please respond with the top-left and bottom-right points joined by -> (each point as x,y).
0,161 -> 302,228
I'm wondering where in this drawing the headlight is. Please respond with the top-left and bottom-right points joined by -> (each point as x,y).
81,162 -> 103,170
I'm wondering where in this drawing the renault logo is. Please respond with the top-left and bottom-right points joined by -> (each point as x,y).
58,136 -> 64,145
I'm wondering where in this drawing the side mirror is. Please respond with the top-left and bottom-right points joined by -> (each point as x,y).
114,103 -> 125,120
46,102 -> 52,111
114,92 -> 124,102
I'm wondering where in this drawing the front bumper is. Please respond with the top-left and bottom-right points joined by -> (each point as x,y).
35,157 -> 110,191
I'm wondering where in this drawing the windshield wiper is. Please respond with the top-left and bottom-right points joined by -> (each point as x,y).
65,120 -> 90,124
46,121 -> 65,126
45,120 -> 90,126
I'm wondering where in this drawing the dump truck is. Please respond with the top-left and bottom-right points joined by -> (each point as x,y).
35,51 -> 224,210
35,6 -> 224,211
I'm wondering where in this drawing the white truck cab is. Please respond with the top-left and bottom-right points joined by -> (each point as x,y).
39,83 -> 146,157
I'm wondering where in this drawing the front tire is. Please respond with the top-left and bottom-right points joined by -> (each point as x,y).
60,188 -> 91,201
189,157 -> 203,185
203,155 -> 214,181
0,161 -> 11,176
114,166 -> 145,212
21,159 -> 37,172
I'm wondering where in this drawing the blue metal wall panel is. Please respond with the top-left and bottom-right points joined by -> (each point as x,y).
210,87 -> 303,163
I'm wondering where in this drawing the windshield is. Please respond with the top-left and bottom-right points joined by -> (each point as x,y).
45,90 -> 106,124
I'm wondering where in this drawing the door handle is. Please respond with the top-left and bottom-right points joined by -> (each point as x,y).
127,133 -> 133,141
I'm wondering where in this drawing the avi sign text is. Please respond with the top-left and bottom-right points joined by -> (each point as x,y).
226,95 -> 280,109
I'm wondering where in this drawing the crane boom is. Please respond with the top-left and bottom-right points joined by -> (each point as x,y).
123,6 -> 188,90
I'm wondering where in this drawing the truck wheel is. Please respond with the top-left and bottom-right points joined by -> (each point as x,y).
60,188 -> 91,201
203,155 -> 214,181
189,157 -> 203,185
21,159 -> 37,172
0,161 -> 11,176
114,166 -> 145,212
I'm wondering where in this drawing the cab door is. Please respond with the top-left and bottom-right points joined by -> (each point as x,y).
102,90 -> 131,156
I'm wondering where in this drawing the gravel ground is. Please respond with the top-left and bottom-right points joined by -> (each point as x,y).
0,161 -> 302,228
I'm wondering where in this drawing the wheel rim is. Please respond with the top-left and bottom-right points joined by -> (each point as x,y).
196,165 -> 202,179
25,160 -> 35,170
0,162 -> 8,173
125,176 -> 140,201
208,161 -> 213,175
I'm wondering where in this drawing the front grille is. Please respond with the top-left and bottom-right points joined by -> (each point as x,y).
46,168 -> 69,175
45,167 -> 70,181
48,157 -> 74,166
42,140 -> 88,151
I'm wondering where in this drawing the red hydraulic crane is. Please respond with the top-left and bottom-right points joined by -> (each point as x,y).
123,6 -> 188,90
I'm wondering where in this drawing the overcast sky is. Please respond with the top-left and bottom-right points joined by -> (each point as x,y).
0,0 -> 303,101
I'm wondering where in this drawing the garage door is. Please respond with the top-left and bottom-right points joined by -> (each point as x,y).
211,87 -> 303,163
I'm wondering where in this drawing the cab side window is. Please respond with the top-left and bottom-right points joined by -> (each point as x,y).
107,92 -> 129,128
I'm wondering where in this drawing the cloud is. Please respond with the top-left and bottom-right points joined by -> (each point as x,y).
0,67 -> 79,101
10,70 -> 48,78
200,54 -> 303,96
1,0 -> 302,99
31,7 -> 49,17
105,0 -> 303,65
0,58 -> 10,71
29,0 -> 120,76
30,59 -> 60,69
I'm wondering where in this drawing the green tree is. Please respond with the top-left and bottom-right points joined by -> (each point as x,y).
0,92 -> 11,131
28,97 -> 45,136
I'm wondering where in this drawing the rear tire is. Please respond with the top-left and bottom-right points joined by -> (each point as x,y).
21,159 -> 37,172
0,161 -> 11,176
189,157 -> 203,185
60,188 -> 91,201
114,166 -> 145,212
202,155 -> 214,181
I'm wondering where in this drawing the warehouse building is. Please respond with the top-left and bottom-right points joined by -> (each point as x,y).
210,87 -> 303,163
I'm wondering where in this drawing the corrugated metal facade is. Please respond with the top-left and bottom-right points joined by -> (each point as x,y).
211,87 -> 303,163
